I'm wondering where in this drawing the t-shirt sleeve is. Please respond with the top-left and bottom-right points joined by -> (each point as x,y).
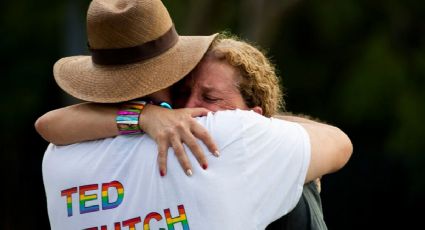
206,110 -> 311,227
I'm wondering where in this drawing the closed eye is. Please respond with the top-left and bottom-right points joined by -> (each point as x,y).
202,94 -> 221,103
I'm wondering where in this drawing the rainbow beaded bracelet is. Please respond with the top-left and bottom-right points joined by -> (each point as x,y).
116,100 -> 173,135
116,100 -> 147,135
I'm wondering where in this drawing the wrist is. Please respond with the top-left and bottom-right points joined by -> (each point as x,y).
116,100 -> 173,135
116,101 -> 147,135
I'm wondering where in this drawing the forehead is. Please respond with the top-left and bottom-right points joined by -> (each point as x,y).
187,57 -> 239,90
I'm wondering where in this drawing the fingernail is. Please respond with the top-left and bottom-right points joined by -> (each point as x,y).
213,150 -> 220,157
160,170 -> 165,177
202,163 -> 208,170
186,169 -> 193,176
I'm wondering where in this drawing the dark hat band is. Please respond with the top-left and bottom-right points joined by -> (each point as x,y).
89,25 -> 178,65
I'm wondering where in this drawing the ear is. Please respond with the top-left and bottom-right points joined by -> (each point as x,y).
251,106 -> 263,115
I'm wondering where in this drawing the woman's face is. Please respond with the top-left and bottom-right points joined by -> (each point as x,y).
172,57 -> 249,112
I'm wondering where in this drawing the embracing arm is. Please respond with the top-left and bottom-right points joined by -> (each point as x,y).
274,114 -> 353,183
35,103 -> 118,145
35,102 -> 219,176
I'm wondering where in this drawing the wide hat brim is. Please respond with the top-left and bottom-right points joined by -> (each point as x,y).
54,34 -> 217,103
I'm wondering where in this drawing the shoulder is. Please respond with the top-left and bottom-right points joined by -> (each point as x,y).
196,109 -> 272,131
195,109 -> 310,151
195,109 -> 265,142
197,109 -> 308,138
43,135 -> 151,160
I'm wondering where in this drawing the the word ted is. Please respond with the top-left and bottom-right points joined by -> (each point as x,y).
61,180 -> 124,217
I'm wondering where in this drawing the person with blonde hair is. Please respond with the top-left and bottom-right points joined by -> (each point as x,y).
197,35 -> 284,117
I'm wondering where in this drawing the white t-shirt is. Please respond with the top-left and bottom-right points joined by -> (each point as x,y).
43,110 -> 310,230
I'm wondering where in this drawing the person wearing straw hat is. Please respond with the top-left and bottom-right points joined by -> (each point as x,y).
39,0 -> 352,229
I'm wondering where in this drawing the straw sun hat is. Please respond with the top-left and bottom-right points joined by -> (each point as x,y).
54,0 -> 217,103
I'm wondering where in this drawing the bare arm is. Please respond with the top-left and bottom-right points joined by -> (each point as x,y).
35,103 -> 119,145
274,114 -> 353,183
35,102 -> 219,176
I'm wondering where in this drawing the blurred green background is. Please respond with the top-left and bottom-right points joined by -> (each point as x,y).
1,0 -> 424,229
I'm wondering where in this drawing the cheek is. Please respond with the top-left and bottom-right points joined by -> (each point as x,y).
224,94 -> 249,110
235,99 -> 249,110
201,103 -> 221,112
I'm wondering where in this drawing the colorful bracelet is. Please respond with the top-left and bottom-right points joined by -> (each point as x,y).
116,100 -> 147,135
116,100 -> 173,135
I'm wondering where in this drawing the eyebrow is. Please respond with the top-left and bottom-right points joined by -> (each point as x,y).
200,84 -> 222,95
200,84 -> 213,91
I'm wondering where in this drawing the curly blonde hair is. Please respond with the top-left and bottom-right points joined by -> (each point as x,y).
205,34 -> 284,117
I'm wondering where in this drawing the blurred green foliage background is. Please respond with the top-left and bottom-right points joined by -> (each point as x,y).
1,0 -> 424,229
